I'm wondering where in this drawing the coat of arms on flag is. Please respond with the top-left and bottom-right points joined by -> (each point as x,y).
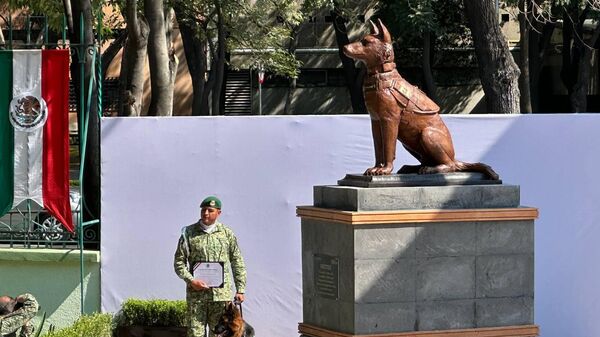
0,49 -> 74,232
10,93 -> 48,131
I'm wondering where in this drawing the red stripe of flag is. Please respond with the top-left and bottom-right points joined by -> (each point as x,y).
42,49 -> 73,232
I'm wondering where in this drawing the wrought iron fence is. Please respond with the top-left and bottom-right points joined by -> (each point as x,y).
0,207 -> 99,250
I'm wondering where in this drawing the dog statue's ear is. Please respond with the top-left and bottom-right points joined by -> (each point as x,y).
377,19 -> 392,44
369,20 -> 379,36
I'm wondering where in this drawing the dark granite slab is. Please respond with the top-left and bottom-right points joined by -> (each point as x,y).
338,172 -> 502,188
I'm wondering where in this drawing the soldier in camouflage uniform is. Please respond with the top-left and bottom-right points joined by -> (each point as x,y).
174,196 -> 246,337
0,294 -> 38,337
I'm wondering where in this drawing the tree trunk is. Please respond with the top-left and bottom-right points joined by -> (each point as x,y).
62,0 -> 74,35
464,0 -> 520,113
560,5 -> 599,113
422,30 -> 439,103
560,7 -> 577,101
173,3 -> 209,116
284,28 -> 299,115
211,2 -> 226,116
518,0 -> 532,113
528,17 -> 554,112
202,49 -> 216,115
70,0 -> 100,222
165,7 -> 178,101
102,30 -> 127,79
119,0 -> 148,117
145,0 -> 174,116
331,9 -> 367,114
560,5 -> 590,112
571,21 -> 600,112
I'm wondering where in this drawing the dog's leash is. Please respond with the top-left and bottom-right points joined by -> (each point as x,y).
234,299 -> 244,318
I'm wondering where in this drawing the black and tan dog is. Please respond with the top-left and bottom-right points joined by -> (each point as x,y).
343,19 -> 498,179
213,302 -> 255,337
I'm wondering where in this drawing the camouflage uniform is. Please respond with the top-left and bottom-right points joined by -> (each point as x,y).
0,294 -> 38,337
174,222 -> 246,337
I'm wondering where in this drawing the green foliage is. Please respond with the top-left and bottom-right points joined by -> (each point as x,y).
385,0 -> 438,33
380,0 -> 471,48
171,0 -> 331,78
503,0 -> 600,24
227,0 -> 297,77
228,0 -> 331,78
331,0 -> 375,22
115,299 -> 187,327
1,1 -> 64,31
2,1 -> 114,40
39,313 -> 112,337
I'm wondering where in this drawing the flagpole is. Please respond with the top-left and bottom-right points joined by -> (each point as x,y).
78,11 -> 86,316
26,199 -> 31,248
77,8 -> 102,316
8,0 -> 12,50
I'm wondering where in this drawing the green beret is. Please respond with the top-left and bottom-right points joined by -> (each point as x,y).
200,196 -> 222,209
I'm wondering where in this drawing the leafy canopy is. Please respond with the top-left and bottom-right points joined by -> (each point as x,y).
379,0 -> 471,48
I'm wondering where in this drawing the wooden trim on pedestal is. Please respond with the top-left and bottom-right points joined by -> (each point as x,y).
296,206 -> 538,225
298,323 -> 539,337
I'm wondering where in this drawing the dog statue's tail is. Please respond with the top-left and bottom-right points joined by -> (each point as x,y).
454,161 -> 500,180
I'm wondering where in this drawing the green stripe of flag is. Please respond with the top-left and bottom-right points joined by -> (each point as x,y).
0,50 -> 14,216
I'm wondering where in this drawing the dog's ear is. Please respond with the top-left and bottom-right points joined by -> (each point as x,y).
377,19 -> 392,44
369,20 -> 379,36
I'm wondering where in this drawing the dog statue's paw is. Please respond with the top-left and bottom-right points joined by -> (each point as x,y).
364,164 -> 394,175
364,166 -> 380,176
375,166 -> 394,175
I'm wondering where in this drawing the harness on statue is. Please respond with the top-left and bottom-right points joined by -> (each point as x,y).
363,72 -> 440,115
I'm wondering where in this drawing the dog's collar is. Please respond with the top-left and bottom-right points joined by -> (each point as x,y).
367,62 -> 396,77
363,69 -> 399,91
367,68 -> 396,78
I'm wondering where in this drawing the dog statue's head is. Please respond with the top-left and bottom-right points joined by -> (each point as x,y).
343,19 -> 394,70
214,302 -> 244,337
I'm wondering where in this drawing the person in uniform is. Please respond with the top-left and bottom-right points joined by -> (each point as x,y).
0,294 -> 39,337
174,196 -> 246,337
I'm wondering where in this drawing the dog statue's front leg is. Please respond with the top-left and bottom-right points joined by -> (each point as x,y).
364,119 -> 384,175
371,117 -> 399,175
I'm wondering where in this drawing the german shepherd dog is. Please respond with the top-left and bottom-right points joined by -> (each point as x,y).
213,302 -> 255,337
343,19 -> 499,180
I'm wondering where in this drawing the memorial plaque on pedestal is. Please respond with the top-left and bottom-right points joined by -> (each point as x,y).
314,254 -> 339,300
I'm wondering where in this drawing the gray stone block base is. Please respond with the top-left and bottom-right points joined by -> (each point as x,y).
300,183 -> 537,336
314,184 -> 520,211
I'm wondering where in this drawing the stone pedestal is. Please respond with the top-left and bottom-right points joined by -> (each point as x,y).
297,176 -> 538,337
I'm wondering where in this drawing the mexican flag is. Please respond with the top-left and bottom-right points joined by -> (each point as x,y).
0,49 -> 73,232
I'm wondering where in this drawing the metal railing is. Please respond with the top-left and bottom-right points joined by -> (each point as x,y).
0,208 -> 98,249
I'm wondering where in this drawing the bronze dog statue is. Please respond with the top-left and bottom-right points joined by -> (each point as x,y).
343,19 -> 499,180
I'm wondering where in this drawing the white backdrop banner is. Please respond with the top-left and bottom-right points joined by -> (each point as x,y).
101,115 -> 600,337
